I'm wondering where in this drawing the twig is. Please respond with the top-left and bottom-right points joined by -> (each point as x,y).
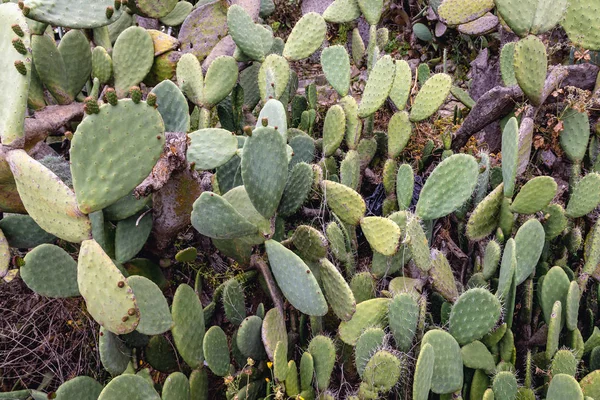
250,254 -> 285,318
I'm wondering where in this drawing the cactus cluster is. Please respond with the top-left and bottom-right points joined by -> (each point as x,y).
2,0 -> 600,399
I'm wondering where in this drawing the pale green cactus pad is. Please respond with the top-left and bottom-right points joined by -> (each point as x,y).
78,239 -> 140,334
258,54 -> 290,101
22,0 -> 122,28
422,329 -> 463,394
389,60 -> 412,110
112,27 -> 154,97
360,216 -> 401,256
187,129 -> 238,170
513,35 -> 547,106
321,45 -> 351,97
320,258 -> 356,321
171,284 -> 205,368
321,180 -> 366,225
7,150 -> 91,243
510,176 -> 557,214
437,0 -> 494,26
98,375 -> 160,400
409,73 -> 452,122
21,244 -> 79,298
323,0 -> 361,23
357,55 -> 396,118
128,275 -> 173,335
561,0 -> 600,50
449,288 -> 502,345
283,13 -> 326,61
339,297 -> 390,345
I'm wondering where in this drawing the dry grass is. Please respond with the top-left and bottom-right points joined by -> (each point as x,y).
0,279 -> 105,393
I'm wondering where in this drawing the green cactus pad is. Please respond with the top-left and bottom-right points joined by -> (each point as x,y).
422,329 -> 463,394
388,293 -> 419,351
580,370 -> 600,398
466,183 -> 504,241
355,327 -> 385,378
191,192 -> 259,240
55,29 -> 91,100
308,335 -> 336,391
160,1 -> 193,26
357,55 -> 395,118
21,0 -> 121,28
513,35 -> 547,106
203,56 -> 238,108
500,42 -> 517,87
99,327 -> 131,375
323,105 -> 346,157
409,73 -> 452,122
261,307 -> 287,360
492,371 -> 518,400
112,27 -> 154,97
150,80 -> 190,133
360,216 -> 401,256
510,176 -> 557,214
265,240 -> 327,316
406,215 -> 431,272
396,163 -> 415,210
279,162 -> 313,217
461,340 -> 495,373
203,326 -> 231,376
497,238 -> 516,300
551,349 -> 578,376
547,373 -> 583,399
238,316 -> 267,360
481,240 -> 501,280
290,225 -> 326,262
70,98 -> 164,213
560,108 -> 591,163
222,278 -> 246,325
271,340 -> 288,381
387,111 -> 412,159
283,12 -> 326,61
319,258 -> 356,321
258,54 -> 290,101
513,218 -> 544,285
31,33 -> 72,105
91,46 -> 113,84
127,0 -> 177,19
340,95 -> 361,149
429,250 -> 459,301
114,211 -> 152,263
171,283 -> 205,368
127,275 -> 172,335
438,0 -> 493,26
416,154 -> 479,220
389,60 -> 412,110
7,150 -> 91,243
176,53 -> 203,106
98,374 -> 160,400
449,288 -> 502,345
256,99 -> 288,142
338,297 -> 390,345
241,126 -> 288,218
413,342 -> 434,400
321,45 -> 350,97
55,376 -> 103,400
340,150 -> 361,190
187,129 -> 238,170
502,117 -> 519,197
323,0 -> 361,23
162,372 -> 190,400
566,280 -> 580,331
78,239 -> 139,334
228,5 -> 266,61
321,180 -> 366,225
541,266 -> 569,326
566,173 -> 600,218
21,244 -> 79,298
179,1 -> 228,61
104,192 -> 151,222
0,214 -> 55,248
358,0 -> 383,25
562,0 -> 600,50
363,350 -> 402,393
584,219 -> 600,275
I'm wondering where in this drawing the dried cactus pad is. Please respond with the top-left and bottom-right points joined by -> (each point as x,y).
70,99 -> 165,214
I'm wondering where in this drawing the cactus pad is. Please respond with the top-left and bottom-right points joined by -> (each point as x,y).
323,105 -> 346,156
510,176 -> 557,214
562,0 -> 600,50
21,244 -> 79,298
7,150 -> 91,243
547,374 -> 583,399
112,27 -> 154,97
321,180 -> 366,225
406,215 -> 431,272
238,316 -> 267,360
541,266 -> 569,325
466,183 -> 504,241
566,173 -> 600,218
449,288 -> 502,345
357,55 -> 396,118
560,108 -> 591,163
438,0 -> 494,26
339,297 -> 390,345
258,54 -> 290,101
261,307 -> 287,360
320,258 -> 356,321
514,218 -> 544,285
409,73 -> 452,122
187,129 -> 238,170
308,335 -> 336,391
78,239 -> 139,334
128,275 -> 172,335
513,35 -> 547,106
321,45 -> 351,97
283,12 -> 326,61
502,117 -> 519,197
266,240 -> 327,316
389,60 -> 412,110
98,375 -> 160,400
203,326 -> 231,376
171,284 -> 205,368
416,154 -> 479,220
191,192 -> 258,240
323,0 -> 361,23
388,293 -> 419,351
422,329 -> 463,394
55,376 -> 103,400
360,216 -> 401,256
70,98 -> 164,213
